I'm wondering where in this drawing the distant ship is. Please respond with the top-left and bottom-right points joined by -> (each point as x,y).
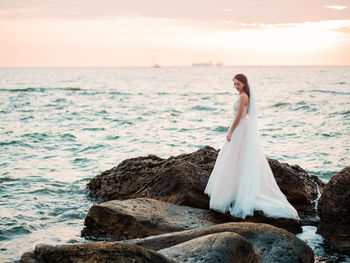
192,61 -> 213,67
152,57 -> 160,68
192,61 -> 224,67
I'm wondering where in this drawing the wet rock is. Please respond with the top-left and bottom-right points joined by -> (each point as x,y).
125,222 -> 314,263
19,241 -> 175,263
81,198 -> 301,240
268,158 -> 325,225
81,198 -> 235,239
87,146 -> 323,225
231,209 -> 302,234
87,146 -> 217,209
317,166 -> 350,255
159,232 -> 258,263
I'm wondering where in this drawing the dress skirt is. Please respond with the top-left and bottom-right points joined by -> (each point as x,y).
204,118 -> 299,219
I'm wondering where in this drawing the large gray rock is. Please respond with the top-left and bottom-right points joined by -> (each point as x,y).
87,146 -> 323,225
159,232 -> 258,263
81,198 -> 301,240
19,241 -> 175,263
317,166 -> 350,255
81,198 -> 233,239
125,222 -> 314,263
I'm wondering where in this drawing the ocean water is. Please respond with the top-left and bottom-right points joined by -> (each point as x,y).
0,66 -> 349,262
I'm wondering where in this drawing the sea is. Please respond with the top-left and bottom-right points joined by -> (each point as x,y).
0,66 -> 349,262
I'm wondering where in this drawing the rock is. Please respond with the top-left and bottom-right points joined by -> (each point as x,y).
268,158 -> 325,225
231,209 -> 302,234
125,222 -> 314,263
159,232 -> 258,263
87,146 -> 323,225
19,241 -> 175,263
81,198 -> 301,240
87,146 -> 217,209
317,166 -> 350,255
81,198 -> 235,239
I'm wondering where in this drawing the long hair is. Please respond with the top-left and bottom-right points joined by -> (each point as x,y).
233,74 -> 250,98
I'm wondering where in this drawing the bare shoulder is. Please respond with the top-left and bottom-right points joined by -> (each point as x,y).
239,93 -> 249,106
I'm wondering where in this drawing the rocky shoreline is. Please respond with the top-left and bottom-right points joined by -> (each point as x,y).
317,166 -> 350,254
19,146 -> 349,262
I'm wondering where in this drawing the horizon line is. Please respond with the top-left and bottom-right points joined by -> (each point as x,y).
1,64 -> 350,68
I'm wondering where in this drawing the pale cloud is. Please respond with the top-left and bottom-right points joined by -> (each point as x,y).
0,0 -> 350,23
325,5 -> 348,10
333,26 -> 350,34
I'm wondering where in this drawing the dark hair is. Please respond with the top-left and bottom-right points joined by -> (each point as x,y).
233,73 -> 250,97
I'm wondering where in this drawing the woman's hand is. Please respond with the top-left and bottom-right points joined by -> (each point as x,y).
226,130 -> 233,142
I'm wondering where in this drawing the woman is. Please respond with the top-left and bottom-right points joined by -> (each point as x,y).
204,74 -> 299,219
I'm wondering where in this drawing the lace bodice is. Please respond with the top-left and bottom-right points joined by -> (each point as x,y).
233,100 -> 248,119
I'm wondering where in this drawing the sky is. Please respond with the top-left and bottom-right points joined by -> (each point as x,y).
1,0 -> 350,67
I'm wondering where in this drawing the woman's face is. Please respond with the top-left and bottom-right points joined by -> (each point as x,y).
233,79 -> 245,93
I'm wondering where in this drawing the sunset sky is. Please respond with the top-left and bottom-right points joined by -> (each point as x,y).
1,0 -> 350,67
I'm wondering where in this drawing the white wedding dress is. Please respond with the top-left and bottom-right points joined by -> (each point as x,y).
205,88 -> 299,219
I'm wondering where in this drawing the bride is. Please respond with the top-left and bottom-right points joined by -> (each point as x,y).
204,74 -> 299,219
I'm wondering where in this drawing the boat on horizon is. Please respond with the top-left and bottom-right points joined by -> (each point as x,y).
191,61 -> 224,67
152,57 -> 160,68
192,61 -> 213,67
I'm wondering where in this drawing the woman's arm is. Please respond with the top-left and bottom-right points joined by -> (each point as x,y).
226,94 -> 248,141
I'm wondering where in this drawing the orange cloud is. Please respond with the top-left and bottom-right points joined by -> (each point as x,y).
333,26 -> 350,34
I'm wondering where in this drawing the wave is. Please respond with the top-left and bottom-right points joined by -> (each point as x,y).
72,157 -> 92,163
165,109 -> 183,114
0,226 -> 32,240
272,102 -> 290,107
180,91 -> 230,97
309,170 -> 336,182
215,92 -> 231,95
179,127 -> 197,132
0,140 -> 32,148
78,143 -> 109,153
0,176 -> 19,183
64,87 -> 81,91
329,110 -> 350,116
28,188 -> 57,195
20,133 -> 76,143
22,132 -> 49,141
105,135 -> 120,140
0,87 -> 81,92
71,157 -> 97,169
58,211 -> 85,220
213,126 -> 228,132
60,133 -> 76,140
310,89 -> 350,95
331,81 -> 346,85
82,127 -> 106,131
191,105 -> 216,111
111,119 -> 134,125
0,87 -> 41,92
320,132 -> 342,137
